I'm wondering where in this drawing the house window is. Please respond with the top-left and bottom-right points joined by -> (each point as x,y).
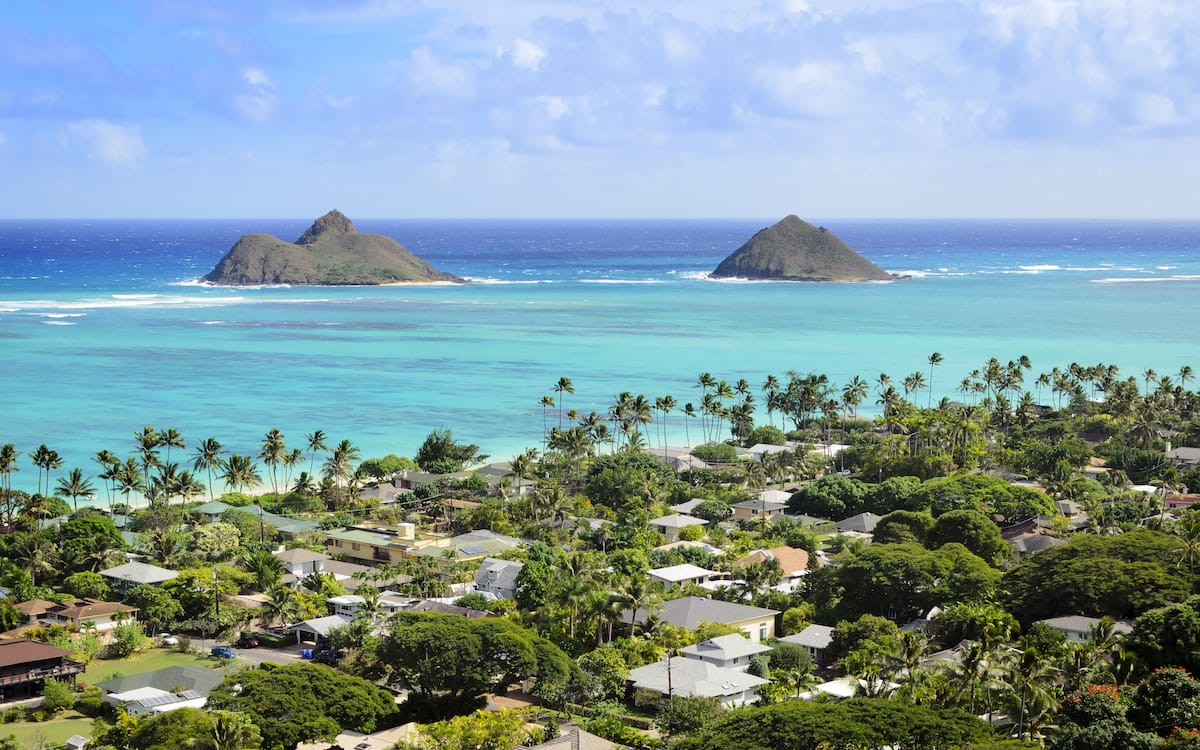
759,625 -> 768,641
352,543 -> 360,551
333,540 -> 342,547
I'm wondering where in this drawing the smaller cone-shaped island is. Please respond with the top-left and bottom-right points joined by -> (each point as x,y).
203,210 -> 463,285
711,215 -> 897,282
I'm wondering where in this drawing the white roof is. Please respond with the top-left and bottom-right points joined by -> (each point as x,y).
648,514 -> 709,529
648,563 -> 722,583
628,657 -> 769,698
100,561 -> 179,585
757,488 -> 791,503
778,623 -> 834,650
670,498 -> 707,514
679,633 -> 772,661
294,614 -> 352,637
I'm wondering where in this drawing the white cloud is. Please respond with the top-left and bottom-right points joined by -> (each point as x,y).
231,67 -> 279,123
510,38 -> 547,71
1132,93 -> 1181,129
407,47 -> 477,99
65,119 -> 147,168
535,95 -> 570,120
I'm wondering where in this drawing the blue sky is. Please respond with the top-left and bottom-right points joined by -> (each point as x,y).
1,0 -> 1197,219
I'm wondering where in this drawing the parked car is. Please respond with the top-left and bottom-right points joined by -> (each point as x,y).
210,646 -> 236,658
159,633 -> 180,646
235,635 -> 260,648
312,648 -> 345,665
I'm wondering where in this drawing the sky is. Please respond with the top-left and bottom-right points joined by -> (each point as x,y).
1,0 -> 1198,219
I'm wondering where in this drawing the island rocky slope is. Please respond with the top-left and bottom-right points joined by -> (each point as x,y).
711,215 -> 896,282
203,210 -> 463,285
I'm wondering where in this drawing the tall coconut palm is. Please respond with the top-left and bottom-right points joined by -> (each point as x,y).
304,429 -> 328,478
0,444 -> 20,525
159,428 -> 184,469
927,352 -> 943,408
553,376 -> 575,429
612,577 -> 662,638
540,395 -> 556,450
28,444 -> 54,497
192,437 -> 227,502
55,467 -> 95,513
113,458 -> 145,510
259,429 -> 286,503
322,439 -> 359,488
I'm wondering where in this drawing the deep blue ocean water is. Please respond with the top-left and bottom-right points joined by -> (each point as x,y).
1,218 -> 1198,496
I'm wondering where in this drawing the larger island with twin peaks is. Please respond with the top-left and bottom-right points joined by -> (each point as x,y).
203,210 -> 464,285
711,215 -> 897,282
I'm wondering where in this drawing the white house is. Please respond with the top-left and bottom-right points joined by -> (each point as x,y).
647,563 -> 726,589
627,656 -> 768,707
678,633 -> 772,672
473,558 -> 525,600
1037,616 -> 1133,644
778,623 -> 835,666
647,514 -> 709,542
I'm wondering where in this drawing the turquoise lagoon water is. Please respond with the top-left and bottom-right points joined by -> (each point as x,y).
1,218 -> 1198,496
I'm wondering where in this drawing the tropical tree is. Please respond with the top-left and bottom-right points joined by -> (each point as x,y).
192,437 -> 227,502
928,352 -> 943,408
54,467 -> 95,512
553,376 -> 575,429
260,429 -> 287,501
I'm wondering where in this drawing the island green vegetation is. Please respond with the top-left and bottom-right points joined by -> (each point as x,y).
5,356 -> 1200,747
202,209 -> 463,285
710,215 -> 895,281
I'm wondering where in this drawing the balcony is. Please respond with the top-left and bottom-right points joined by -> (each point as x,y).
0,660 -> 85,687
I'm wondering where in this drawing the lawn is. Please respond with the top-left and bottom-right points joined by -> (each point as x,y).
81,647 -> 228,685
1,712 -> 94,746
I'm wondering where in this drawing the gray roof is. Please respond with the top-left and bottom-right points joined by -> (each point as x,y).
294,614 -> 352,637
474,558 -> 524,595
274,548 -> 330,564
778,623 -> 835,650
648,514 -> 709,529
731,499 -> 788,512
99,561 -> 179,585
835,512 -> 882,533
679,633 -> 772,661
525,726 -> 620,750
628,657 -> 768,698
1037,616 -> 1133,635
96,666 -> 224,697
1009,534 -> 1067,554
628,596 -> 778,629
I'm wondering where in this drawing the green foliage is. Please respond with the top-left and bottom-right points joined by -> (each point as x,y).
835,542 -> 999,621
577,646 -> 629,701
657,695 -> 724,736
864,475 -> 924,514
871,510 -> 934,545
1016,435 -> 1093,480
1128,667 -> 1200,736
744,426 -> 786,447
1004,530 -> 1191,623
124,585 -> 185,633
927,509 -> 1008,565
1051,685 -> 1159,750
1129,596 -> 1200,674
690,498 -> 731,524
828,614 -> 900,663
415,429 -> 486,472
208,662 -> 394,750
62,570 -> 112,600
379,613 -> 575,721
107,620 -> 150,658
690,443 -> 739,463
358,453 -> 419,479
673,697 -> 990,750
787,474 -> 869,519
416,708 -> 530,750
910,473 -> 1054,519
39,677 -> 73,715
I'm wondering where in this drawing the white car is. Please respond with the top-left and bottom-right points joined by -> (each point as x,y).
159,633 -> 180,646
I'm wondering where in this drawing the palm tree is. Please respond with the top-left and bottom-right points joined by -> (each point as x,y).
553,376 -> 575,429
611,577 -> 662,638
159,427 -> 184,468
28,444 -> 53,497
55,467 -> 95,512
113,458 -> 145,511
259,429 -> 286,503
0,444 -> 20,525
261,584 -> 302,627
927,352 -> 943,408
304,429 -> 328,478
322,439 -> 359,488
540,395 -> 556,449
242,548 -> 285,591
133,426 -> 162,506
683,403 -> 696,447
192,437 -> 227,502
93,449 -> 120,512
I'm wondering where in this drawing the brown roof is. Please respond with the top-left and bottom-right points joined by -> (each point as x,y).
47,599 -> 138,620
13,600 -> 57,617
734,546 -> 811,576
0,638 -> 73,668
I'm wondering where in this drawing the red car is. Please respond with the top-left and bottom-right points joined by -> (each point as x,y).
235,635 -> 259,648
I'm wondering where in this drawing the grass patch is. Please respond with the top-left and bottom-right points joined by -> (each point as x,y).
80,647 -> 226,685
1,712 -> 94,745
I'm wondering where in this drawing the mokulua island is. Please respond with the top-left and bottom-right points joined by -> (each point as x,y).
710,214 -> 900,282
203,209 -> 464,285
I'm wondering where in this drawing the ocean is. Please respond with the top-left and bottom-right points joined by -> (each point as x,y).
1,217 -> 1198,497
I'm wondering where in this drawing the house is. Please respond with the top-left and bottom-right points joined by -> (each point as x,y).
653,540 -> 725,557
1008,533 -> 1067,556
408,529 -> 528,562
627,656 -> 768,707
525,725 -> 621,750
274,548 -> 330,584
0,638 -> 84,701
647,564 -> 726,589
323,524 -> 418,566
1166,495 -> 1200,511
678,633 -> 772,672
731,499 -> 788,522
626,596 -> 779,641
295,722 -> 421,750
670,498 -> 707,515
835,512 -> 881,534
293,614 -> 353,645
733,546 -> 811,585
17,598 -> 138,632
1168,447 -> 1200,470
96,665 -> 224,699
102,687 -> 205,716
474,558 -> 524,600
778,623 -> 835,666
647,514 -> 709,542
1037,616 -> 1133,644
191,501 -> 320,538
325,592 -> 410,620
99,561 -> 179,594
747,444 -> 790,459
